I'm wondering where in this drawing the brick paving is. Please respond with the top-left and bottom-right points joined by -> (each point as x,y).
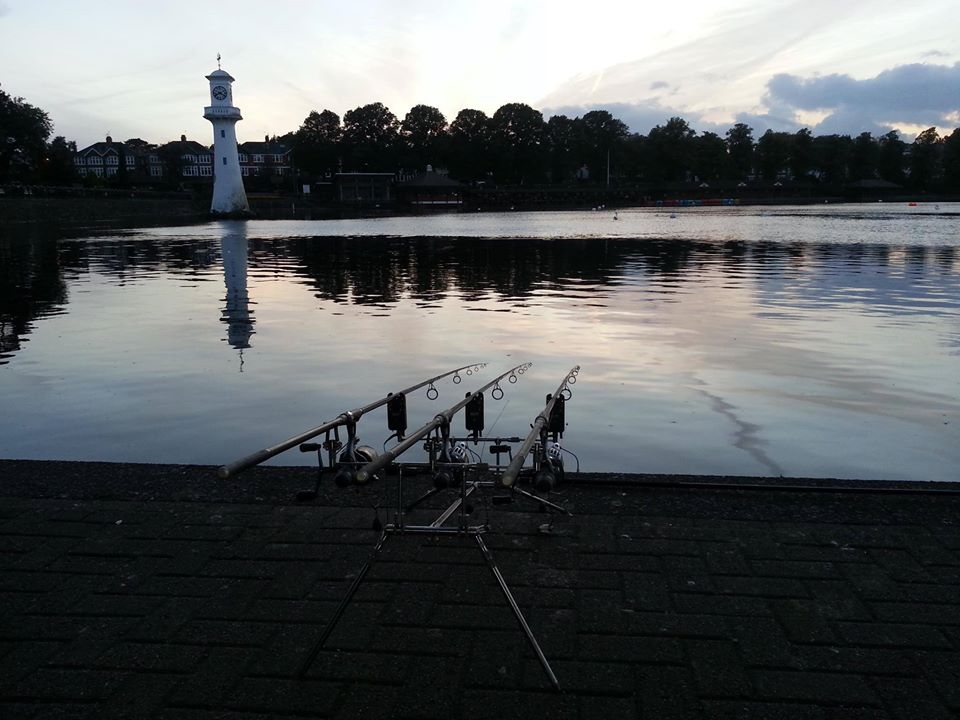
1,459 -> 958,719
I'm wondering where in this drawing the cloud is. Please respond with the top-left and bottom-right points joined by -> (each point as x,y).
649,81 -> 670,91
921,50 -> 949,59
0,1 -> 9,18
765,62 -> 960,130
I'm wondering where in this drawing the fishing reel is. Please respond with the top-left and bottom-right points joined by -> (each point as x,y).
533,441 -> 564,492
433,440 -> 470,489
333,444 -> 381,487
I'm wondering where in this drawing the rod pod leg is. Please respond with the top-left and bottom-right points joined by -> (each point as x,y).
297,529 -> 390,678
474,533 -> 561,692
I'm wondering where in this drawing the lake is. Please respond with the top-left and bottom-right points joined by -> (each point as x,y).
2,203 -> 958,482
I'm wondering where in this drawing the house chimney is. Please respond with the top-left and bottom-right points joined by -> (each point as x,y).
181,134 -> 186,142
264,135 -> 269,143
106,135 -> 113,143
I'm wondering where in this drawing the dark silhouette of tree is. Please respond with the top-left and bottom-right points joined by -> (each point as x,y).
848,132 -> 879,181
692,131 -> 727,183
39,136 -> 77,184
545,114 -> 579,183
812,135 -> 852,185
293,109 -> 342,177
447,109 -> 492,182
342,102 -> 399,171
490,103 -> 546,185
578,110 -> 629,185
756,130 -> 793,181
399,104 -> 448,172
909,127 -> 942,190
725,123 -> 754,181
877,131 -> 906,185
790,128 -> 814,180
647,117 -> 696,182
617,133 -> 647,181
942,128 -> 960,190
0,85 -> 53,182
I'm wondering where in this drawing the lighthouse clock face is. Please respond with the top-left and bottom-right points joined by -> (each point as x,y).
212,85 -> 228,101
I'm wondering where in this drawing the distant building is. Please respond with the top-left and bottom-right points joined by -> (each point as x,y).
73,136 -> 138,179
396,167 -> 462,207
156,135 -> 214,182
335,173 -> 394,204
238,137 -> 294,179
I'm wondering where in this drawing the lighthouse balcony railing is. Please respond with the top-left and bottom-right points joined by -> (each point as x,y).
204,106 -> 243,120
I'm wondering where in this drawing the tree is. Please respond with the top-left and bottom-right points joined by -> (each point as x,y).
725,123 -> 754,181
909,127 -> 942,190
490,103 -> 546,185
399,104 -> 448,171
545,114 -> 579,183
341,102 -> 399,171
811,134 -> 852,185
877,130 -> 906,184
293,109 -> 342,176
39,136 -> 77,184
647,116 -> 696,183
756,130 -> 793,182
578,110 -> 629,184
0,85 -> 53,182
692,132 -> 728,183
448,109 -> 492,182
942,127 -> 960,190
790,128 -> 814,180
848,132 -> 878,181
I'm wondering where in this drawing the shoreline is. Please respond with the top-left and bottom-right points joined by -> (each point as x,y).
3,459 -> 957,504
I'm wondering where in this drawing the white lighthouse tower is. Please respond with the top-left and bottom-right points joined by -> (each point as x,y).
203,61 -> 250,216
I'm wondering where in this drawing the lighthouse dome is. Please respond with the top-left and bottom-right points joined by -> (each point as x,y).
206,68 -> 235,82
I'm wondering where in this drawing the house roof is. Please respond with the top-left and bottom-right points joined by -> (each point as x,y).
76,139 -> 126,157
239,141 -> 292,155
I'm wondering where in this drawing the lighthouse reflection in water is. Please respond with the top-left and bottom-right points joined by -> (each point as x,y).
220,222 -> 254,361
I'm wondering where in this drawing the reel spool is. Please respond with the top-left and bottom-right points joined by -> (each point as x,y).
334,445 -> 381,487
434,441 -> 469,489
534,441 -> 564,492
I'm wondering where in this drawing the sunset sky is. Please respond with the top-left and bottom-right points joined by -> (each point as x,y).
1,0 -> 957,147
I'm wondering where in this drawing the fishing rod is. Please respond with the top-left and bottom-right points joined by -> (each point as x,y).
499,365 -> 580,490
353,362 -> 532,485
217,363 -> 486,480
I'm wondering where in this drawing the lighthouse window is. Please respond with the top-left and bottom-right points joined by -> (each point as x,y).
222,157 -> 227,165
220,129 -> 225,138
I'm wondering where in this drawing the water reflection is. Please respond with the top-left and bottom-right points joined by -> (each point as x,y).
3,233 -> 960,366
0,236 -> 67,364
220,222 -> 254,356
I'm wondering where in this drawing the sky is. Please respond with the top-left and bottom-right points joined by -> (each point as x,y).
1,0 -> 958,148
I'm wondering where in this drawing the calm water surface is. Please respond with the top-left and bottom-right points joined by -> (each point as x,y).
2,204 -> 959,481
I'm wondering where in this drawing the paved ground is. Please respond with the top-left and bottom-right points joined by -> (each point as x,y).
1,459 -> 958,719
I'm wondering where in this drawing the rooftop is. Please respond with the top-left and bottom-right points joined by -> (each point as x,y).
1,459 -> 958,719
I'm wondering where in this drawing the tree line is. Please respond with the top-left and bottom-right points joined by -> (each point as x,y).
3,83 -> 959,192
293,104 -> 960,192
